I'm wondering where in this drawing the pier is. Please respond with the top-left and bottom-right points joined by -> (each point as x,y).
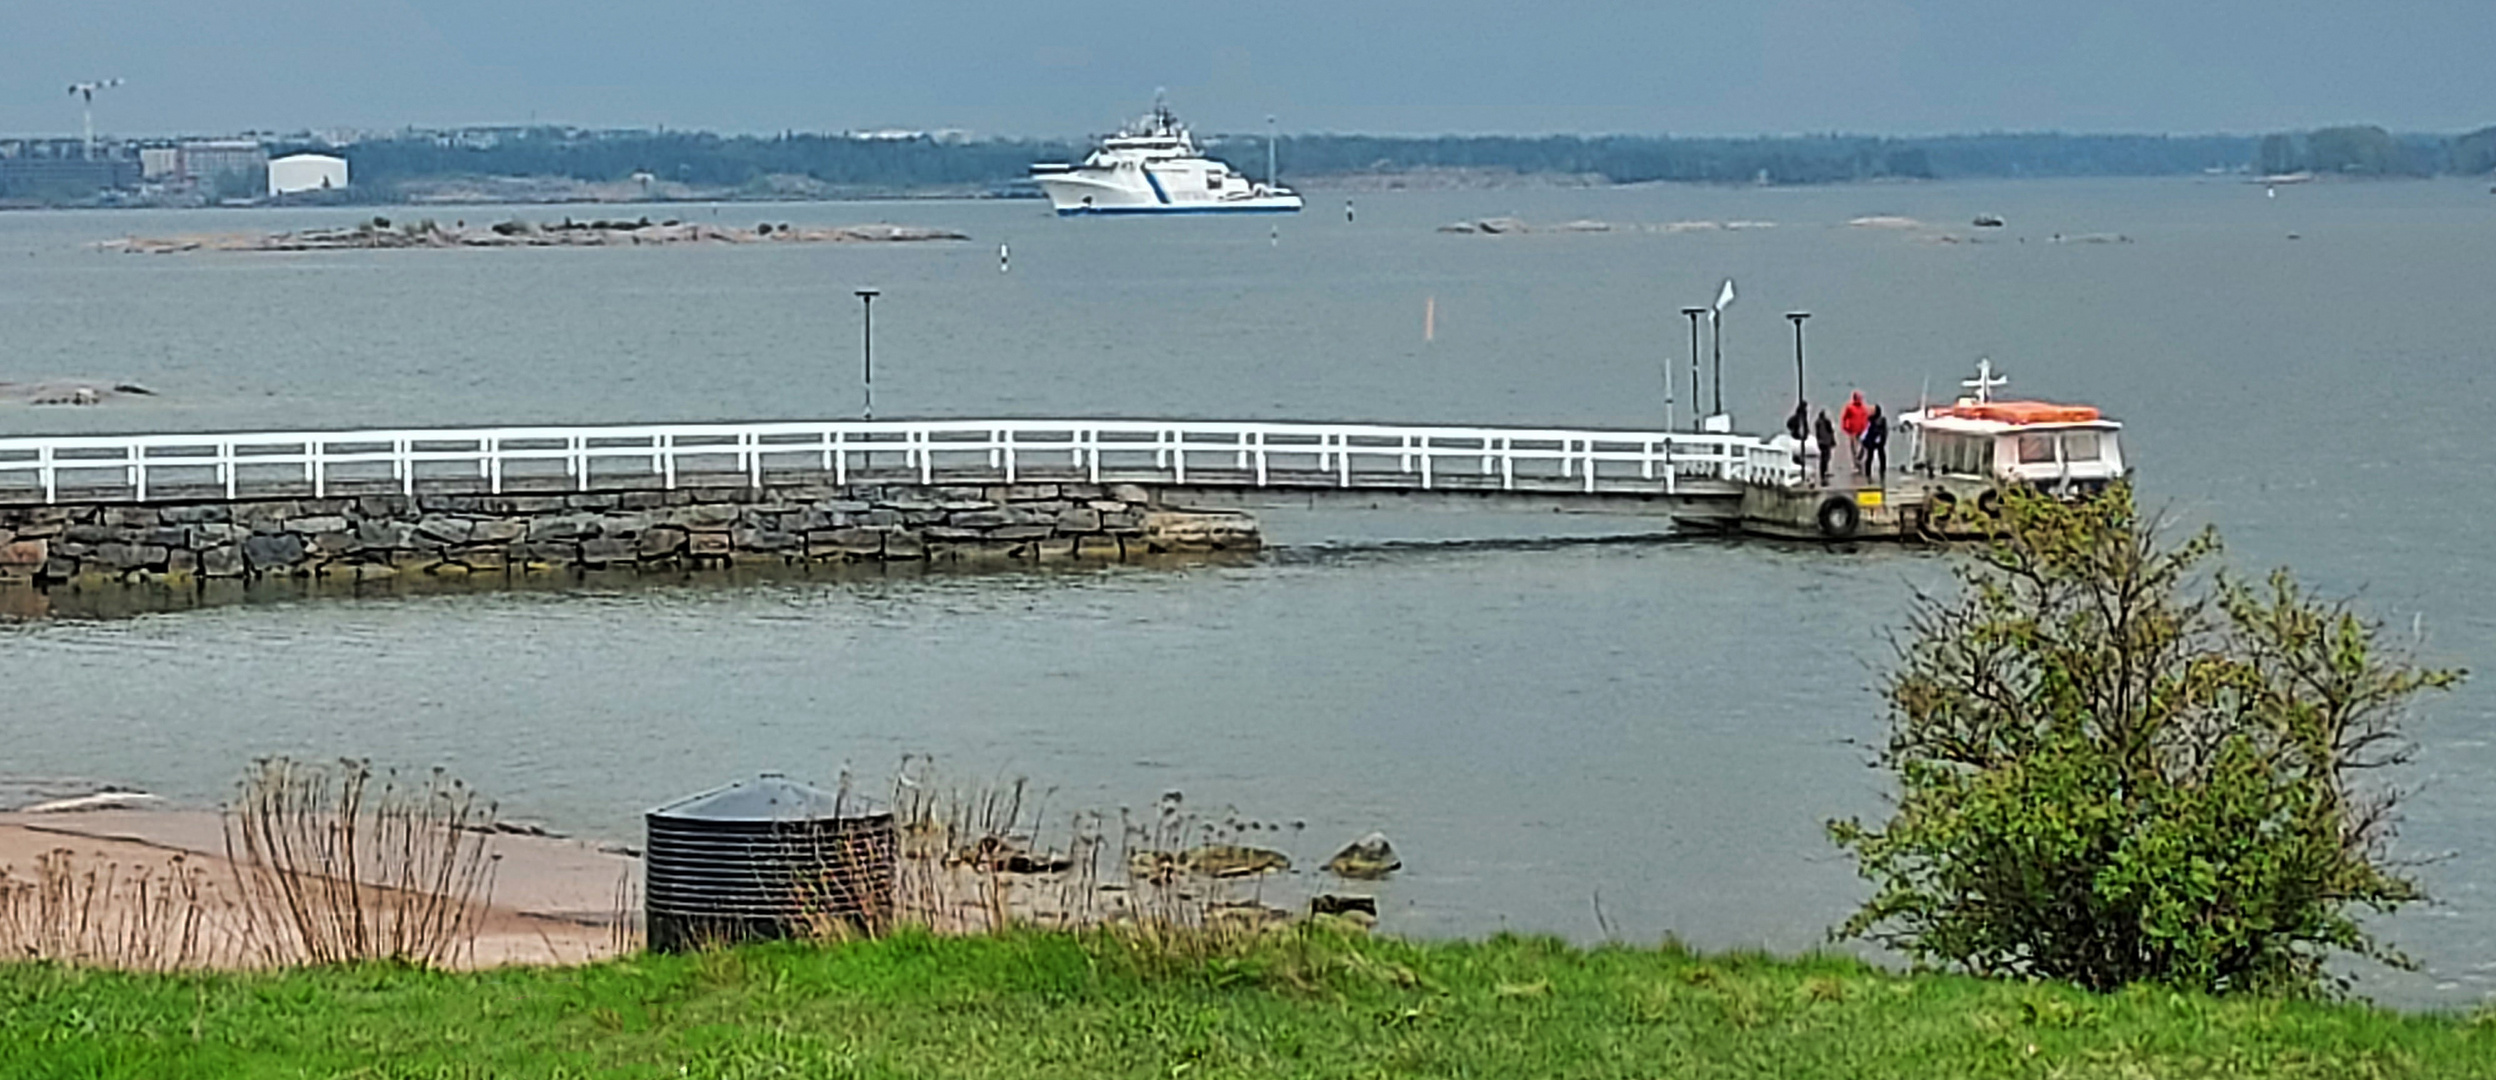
0,418 -> 1791,584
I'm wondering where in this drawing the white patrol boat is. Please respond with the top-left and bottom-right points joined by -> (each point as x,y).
1030,97 -> 1303,216
1734,359 -> 2128,542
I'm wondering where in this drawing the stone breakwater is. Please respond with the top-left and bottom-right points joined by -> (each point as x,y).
0,484 -> 1257,587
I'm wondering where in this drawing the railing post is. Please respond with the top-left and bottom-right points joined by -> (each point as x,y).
1170,429 -> 1186,483
917,431 -> 932,485
1501,439 -> 1514,490
1253,430 -> 1267,485
310,439 -> 326,498
1583,440 -> 1597,494
131,447 -> 146,503
1004,429 -> 1018,483
744,432 -> 760,489
222,442 -> 236,500
831,430 -> 845,486
488,438 -> 503,494
1085,430 -> 1100,484
1418,435 -> 1432,488
399,438 -> 414,497
1337,434 -> 1350,488
40,445 -> 56,505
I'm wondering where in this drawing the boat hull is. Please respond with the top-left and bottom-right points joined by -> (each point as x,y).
1035,173 -> 1302,216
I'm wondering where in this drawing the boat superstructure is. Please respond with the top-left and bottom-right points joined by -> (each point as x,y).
1031,98 -> 1303,216
1725,359 -> 2128,542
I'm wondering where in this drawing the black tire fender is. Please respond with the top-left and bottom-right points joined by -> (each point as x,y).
1928,490 -> 1957,523
1815,495 -> 1862,539
1976,489 -> 2004,518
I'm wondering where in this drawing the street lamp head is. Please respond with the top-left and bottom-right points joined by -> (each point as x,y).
855,288 -> 880,300
1680,306 -> 1706,317
1785,310 -> 1810,321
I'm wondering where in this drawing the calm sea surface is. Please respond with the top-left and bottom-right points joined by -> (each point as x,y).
2,179 -> 2491,1006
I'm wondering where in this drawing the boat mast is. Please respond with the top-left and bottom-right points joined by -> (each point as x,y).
1266,114 -> 1278,193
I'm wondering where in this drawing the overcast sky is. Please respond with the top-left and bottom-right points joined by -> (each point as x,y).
7,1 -> 2493,138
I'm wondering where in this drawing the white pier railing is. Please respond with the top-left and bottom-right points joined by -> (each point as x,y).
0,419 -> 1791,505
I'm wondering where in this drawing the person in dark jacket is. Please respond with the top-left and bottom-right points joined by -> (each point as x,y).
1812,410 -> 1838,485
1862,405 -> 1890,482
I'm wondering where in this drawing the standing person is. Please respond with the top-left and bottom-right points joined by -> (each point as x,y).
1840,391 -> 1869,476
1813,409 -> 1838,486
1784,400 -> 1812,484
1863,404 -> 1890,483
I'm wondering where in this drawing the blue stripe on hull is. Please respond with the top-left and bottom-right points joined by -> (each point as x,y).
1054,205 -> 1303,217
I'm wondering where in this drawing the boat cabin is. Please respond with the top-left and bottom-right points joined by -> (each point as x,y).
1899,362 -> 2125,492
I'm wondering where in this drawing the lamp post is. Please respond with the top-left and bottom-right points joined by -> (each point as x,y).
1785,311 -> 1810,409
854,288 -> 880,420
1679,307 -> 1705,432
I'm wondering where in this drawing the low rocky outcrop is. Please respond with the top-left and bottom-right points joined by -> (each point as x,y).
1324,832 -> 1402,880
102,218 -> 969,254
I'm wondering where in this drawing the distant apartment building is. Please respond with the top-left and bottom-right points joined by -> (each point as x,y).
179,139 -> 269,194
139,146 -> 182,179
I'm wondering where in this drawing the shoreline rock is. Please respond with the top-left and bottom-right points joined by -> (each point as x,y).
100,217 -> 970,255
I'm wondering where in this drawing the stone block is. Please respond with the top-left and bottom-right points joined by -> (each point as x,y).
882,533 -> 924,560
160,504 -> 230,524
416,516 -> 475,544
0,538 -> 48,568
470,518 -> 527,544
1033,538 -> 1078,562
455,547 -> 508,572
101,507 -> 161,528
990,484 -> 1059,501
44,557 -> 79,579
923,526 -> 985,541
989,525 -> 1052,541
1075,535 -> 1123,561
528,515 -> 599,542
637,526 -> 688,557
143,526 -> 187,547
310,531 -> 359,556
689,532 -> 733,556
357,495 -> 414,520
95,542 -> 168,570
732,526 -> 796,552
290,515 -> 350,535
1107,483 -> 1154,505
1102,510 -> 1143,531
619,491 -> 668,510
820,528 -> 886,555
934,486 -> 987,501
1056,508 -> 1102,532
581,537 -> 635,566
193,522 -> 248,545
670,503 -> 741,528
64,523 -> 116,544
199,545 -> 244,578
948,510 -> 1012,529
357,520 -> 415,550
521,541 -> 578,564
239,503 -> 298,535
564,493 -> 620,510
242,533 -> 306,571
823,499 -> 873,513
165,548 -> 198,576
859,508 -> 902,528
879,494 -> 939,513
1059,484 -> 1105,500
597,512 -> 653,537
491,496 -> 567,514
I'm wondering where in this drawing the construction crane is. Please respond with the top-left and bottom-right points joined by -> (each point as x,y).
67,79 -> 125,160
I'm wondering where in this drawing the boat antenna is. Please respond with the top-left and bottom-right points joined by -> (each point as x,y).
1962,357 -> 2007,403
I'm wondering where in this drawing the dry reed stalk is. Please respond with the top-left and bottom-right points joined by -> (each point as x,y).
0,848 -> 257,970
220,757 -> 501,967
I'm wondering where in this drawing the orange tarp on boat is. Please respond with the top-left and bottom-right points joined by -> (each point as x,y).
1942,401 -> 2101,424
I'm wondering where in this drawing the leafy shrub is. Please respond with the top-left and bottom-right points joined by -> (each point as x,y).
1830,484 -> 2460,994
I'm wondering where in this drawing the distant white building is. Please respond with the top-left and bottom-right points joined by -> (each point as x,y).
268,153 -> 348,196
138,147 -> 182,180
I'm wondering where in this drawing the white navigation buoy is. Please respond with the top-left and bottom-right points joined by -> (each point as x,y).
999,242 -> 1010,273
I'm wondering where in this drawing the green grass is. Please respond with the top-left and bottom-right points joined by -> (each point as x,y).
2,928 -> 2490,1079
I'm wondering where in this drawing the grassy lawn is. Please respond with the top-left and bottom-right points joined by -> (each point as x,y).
1,928 -> 2489,1079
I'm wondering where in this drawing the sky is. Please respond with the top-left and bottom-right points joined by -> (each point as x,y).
6,0 -> 2494,138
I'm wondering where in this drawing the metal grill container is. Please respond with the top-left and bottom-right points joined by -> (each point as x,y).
644,774 -> 896,952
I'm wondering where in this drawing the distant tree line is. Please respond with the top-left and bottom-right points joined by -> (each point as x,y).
266,123 -> 2496,203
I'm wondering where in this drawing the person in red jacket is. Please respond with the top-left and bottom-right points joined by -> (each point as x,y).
1839,391 -> 1870,477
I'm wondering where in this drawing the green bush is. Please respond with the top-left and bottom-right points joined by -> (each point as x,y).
1830,484 -> 2461,994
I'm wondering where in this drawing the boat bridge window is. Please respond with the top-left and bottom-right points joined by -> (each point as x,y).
2017,434 -> 2058,464
2060,431 -> 2101,462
